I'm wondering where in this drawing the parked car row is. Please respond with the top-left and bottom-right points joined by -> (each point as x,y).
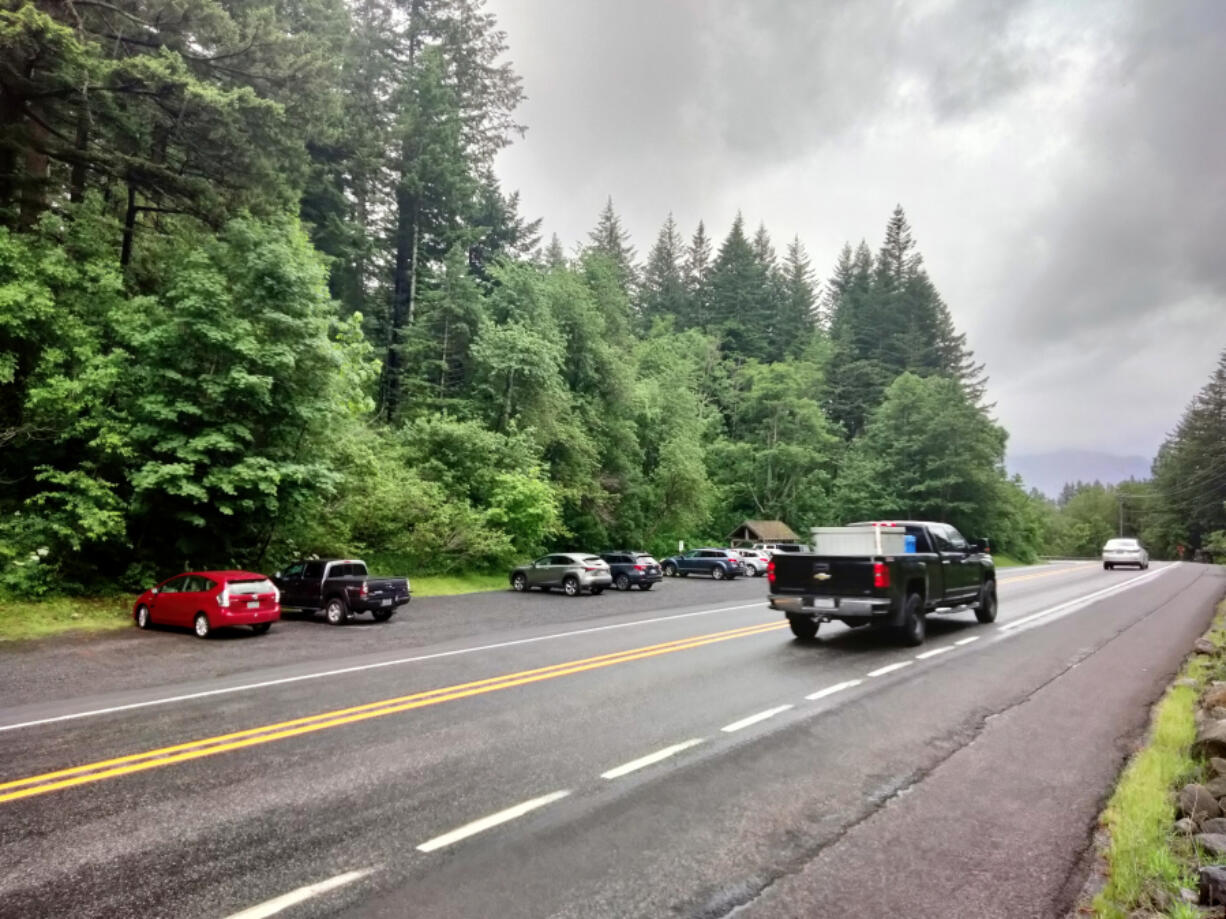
133,558 -> 411,638
506,544 -> 798,598
509,551 -> 665,596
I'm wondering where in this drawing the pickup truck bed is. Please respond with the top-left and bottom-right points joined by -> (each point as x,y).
768,521 -> 996,646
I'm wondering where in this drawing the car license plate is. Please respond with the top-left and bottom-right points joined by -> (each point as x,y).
246,600 -> 260,609
381,598 -> 392,607
812,597 -> 836,610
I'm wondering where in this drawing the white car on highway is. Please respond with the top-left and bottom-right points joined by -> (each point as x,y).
1102,538 -> 1149,570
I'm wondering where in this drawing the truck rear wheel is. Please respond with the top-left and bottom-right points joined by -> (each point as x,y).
788,616 -> 819,641
974,582 -> 998,624
898,593 -> 925,646
325,597 -> 349,625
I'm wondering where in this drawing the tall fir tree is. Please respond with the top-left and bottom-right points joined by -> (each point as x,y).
586,196 -> 637,295
683,220 -> 714,329
773,236 -> 818,359
708,213 -> 774,360
639,214 -> 688,327
544,233 -> 567,269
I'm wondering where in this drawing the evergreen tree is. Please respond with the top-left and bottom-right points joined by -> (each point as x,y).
639,214 -> 687,327
586,196 -> 637,294
544,233 -> 567,269
773,236 -> 818,359
1149,349 -> 1226,551
683,220 -> 714,329
709,213 -> 772,360
824,241 -> 887,437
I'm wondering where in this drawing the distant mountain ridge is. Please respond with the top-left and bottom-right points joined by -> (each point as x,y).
1007,451 -> 1152,499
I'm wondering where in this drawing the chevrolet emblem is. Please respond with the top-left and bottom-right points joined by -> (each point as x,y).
813,572 -> 831,581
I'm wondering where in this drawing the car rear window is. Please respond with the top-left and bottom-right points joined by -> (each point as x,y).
582,556 -> 605,564
1105,539 -> 1138,549
228,578 -> 276,595
635,554 -> 657,564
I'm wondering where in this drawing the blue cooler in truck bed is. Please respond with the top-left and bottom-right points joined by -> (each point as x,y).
903,534 -> 917,553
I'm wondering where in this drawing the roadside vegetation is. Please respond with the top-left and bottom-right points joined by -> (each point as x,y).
0,596 -> 131,642
3,1 -> 1217,616
1089,604 -> 1226,918
0,0 -> 1051,615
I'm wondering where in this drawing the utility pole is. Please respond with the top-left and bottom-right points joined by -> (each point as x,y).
1118,495 -> 1124,537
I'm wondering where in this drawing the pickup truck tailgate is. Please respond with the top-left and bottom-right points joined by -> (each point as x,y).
364,578 -> 409,598
771,554 -> 876,597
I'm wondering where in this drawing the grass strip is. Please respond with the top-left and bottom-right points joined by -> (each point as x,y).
1091,604 -> 1226,918
0,596 -> 132,642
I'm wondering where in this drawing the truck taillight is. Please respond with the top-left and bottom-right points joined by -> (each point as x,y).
767,560 -> 775,584
360,582 -> 369,598
873,562 -> 890,589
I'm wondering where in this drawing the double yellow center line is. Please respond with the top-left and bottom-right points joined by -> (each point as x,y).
0,619 -> 786,805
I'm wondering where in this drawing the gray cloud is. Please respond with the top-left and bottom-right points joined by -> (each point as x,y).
489,0 -> 1226,461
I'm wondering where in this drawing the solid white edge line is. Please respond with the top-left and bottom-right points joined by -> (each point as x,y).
1000,566 -> 1172,632
601,738 -> 705,779
416,790 -> 571,853
915,645 -> 954,660
721,705 -> 794,733
223,868 -> 375,919
805,679 -> 863,701
954,636 -> 979,646
0,602 -> 769,733
866,661 -> 912,678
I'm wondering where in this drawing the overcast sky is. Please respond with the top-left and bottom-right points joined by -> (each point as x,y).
487,0 -> 1225,461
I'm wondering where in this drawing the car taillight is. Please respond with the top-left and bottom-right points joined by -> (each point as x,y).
217,588 -> 230,608
634,564 -> 644,571
585,567 -> 599,572
272,585 -> 280,603
873,562 -> 890,589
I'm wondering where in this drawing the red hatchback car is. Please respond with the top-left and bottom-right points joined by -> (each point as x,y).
133,571 -> 280,638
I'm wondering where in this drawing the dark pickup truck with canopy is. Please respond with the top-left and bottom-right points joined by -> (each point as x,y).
273,559 -> 411,625
767,521 -> 996,646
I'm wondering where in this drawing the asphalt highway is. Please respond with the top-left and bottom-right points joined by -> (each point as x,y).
0,561 -> 1222,918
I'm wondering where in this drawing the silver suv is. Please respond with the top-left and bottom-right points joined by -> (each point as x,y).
509,553 -> 613,596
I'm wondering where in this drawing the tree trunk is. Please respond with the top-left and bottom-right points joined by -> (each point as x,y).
383,182 -> 419,422
69,108 -> 89,203
120,184 -> 137,268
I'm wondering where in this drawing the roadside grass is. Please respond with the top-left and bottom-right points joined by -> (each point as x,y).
1090,605 -> 1226,918
992,554 -> 1025,568
411,572 -> 507,597
0,595 -> 132,642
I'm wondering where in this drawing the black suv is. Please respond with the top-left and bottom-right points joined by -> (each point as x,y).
599,551 -> 664,591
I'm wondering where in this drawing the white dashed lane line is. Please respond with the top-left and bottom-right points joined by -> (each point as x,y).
954,636 -> 979,646
417,790 -> 572,853
720,705 -> 793,733
915,645 -> 954,660
601,739 -> 705,779
866,660 -> 913,678
224,868 -> 376,919
805,679 -> 863,701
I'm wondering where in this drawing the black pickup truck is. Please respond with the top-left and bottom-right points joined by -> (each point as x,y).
768,521 -> 995,646
274,559 -> 411,625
